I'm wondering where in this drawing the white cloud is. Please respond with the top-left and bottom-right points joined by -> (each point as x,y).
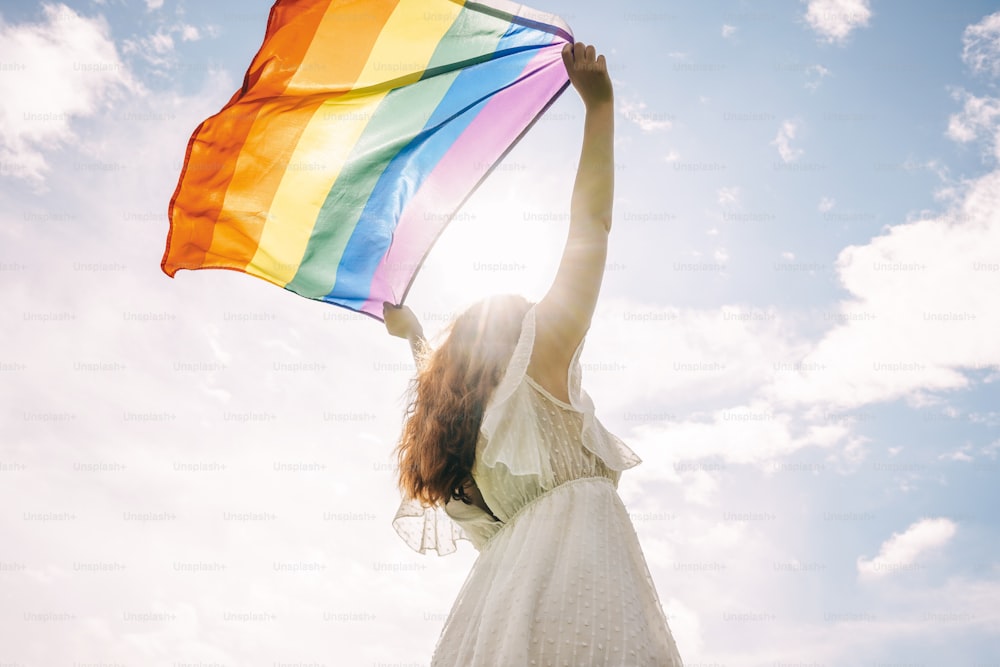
701,575 -> 1000,664
717,186 -> 740,207
947,90 -> 1000,159
857,518 -> 957,579
123,27 -> 177,68
982,439 -> 1000,458
771,120 -> 804,162
805,63 -> 832,90
145,0 -> 165,10
938,444 -> 974,462
627,400 -> 852,474
962,11 -> 1000,78
620,75 -> 1000,461
0,4 -> 135,184
803,0 -> 873,44
818,196 -> 836,212
122,21 -> 209,69
619,99 -> 672,132
771,168 -> 1000,410
721,24 -> 737,39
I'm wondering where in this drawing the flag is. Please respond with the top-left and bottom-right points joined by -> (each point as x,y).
161,0 -> 573,320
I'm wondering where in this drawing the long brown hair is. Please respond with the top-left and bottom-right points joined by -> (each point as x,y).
394,294 -> 531,506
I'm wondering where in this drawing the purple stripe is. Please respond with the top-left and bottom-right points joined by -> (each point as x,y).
360,41 -> 570,317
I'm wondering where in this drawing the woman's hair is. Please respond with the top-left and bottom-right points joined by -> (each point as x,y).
394,294 -> 532,506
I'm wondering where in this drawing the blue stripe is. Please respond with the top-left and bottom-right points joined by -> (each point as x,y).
324,23 -> 556,304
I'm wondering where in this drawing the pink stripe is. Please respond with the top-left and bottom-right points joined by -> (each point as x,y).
361,41 -> 569,318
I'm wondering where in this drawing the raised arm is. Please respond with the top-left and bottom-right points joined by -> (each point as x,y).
383,302 -> 428,366
529,42 -> 614,400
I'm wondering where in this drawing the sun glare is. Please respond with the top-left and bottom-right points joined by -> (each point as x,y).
413,189 -> 569,324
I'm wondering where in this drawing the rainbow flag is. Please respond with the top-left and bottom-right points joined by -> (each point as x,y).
161,0 -> 573,320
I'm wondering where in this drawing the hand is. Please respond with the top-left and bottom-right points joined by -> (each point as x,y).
383,302 -> 423,341
561,42 -> 613,110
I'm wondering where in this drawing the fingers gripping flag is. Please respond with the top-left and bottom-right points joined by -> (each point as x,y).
161,0 -> 573,320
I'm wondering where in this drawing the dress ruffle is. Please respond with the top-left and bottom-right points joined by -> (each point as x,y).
392,304 -> 642,556
479,304 -> 642,480
391,496 -> 469,556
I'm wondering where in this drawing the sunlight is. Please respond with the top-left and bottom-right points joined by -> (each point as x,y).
412,187 -> 570,327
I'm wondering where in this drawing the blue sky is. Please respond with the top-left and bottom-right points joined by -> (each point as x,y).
2,0 -> 999,665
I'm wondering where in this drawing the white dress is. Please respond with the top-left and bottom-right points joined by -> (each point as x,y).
393,305 -> 684,666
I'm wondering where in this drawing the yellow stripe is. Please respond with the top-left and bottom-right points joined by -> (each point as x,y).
246,0 -> 465,286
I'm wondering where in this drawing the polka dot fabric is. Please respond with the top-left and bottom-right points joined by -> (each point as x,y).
392,306 -> 683,665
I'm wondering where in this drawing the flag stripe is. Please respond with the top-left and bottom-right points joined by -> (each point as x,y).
284,6 -> 525,298
162,0 -> 334,275
208,0 -> 404,275
327,27 -> 557,306
282,73 -> 462,297
245,0 -> 464,285
360,42 -> 569,316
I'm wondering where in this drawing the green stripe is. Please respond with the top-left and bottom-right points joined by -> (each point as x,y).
284,6 -> 510,298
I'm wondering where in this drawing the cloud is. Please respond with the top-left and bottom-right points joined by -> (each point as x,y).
803,0 -> 873,44
122,27 -> 177,69
770,167 -> 1000,410
619,99 -> 672,132
857,518 -> 957,579
771,120 -> 803,162
0,3 -> 135,184
717,186 -> 740,207
721,24 -> 737,39
627,400 -> 851,470
624,33 -> 1000,458
962,11 -> 1000,78
805,63 -> 832,90
121,19 -> 208,70
947,90 -> 1000,160
938,444 -> 974,462
948,12 -> 1000,157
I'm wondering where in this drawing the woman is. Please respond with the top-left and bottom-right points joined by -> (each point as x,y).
384,42 -> 684,666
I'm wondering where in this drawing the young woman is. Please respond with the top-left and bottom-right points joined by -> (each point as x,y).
384,42 -> 684,666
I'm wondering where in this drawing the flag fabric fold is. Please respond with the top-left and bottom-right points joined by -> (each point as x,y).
162,0 -> 573,320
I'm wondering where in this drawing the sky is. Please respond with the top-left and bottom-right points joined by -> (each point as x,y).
2,0 -> 999,665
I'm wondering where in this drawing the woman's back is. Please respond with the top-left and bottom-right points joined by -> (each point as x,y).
424,306 -> 683,666
442,304 -> 630,550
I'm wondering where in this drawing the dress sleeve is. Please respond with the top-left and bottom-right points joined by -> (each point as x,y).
478,304 -> 641,482
391,494 -> 470,556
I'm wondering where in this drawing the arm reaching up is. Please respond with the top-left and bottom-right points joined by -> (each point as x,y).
383,302 -> 428,365
529,42 -> 615,401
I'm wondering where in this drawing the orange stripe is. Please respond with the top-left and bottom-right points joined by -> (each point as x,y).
163,0 -> 333,275
204,0 -> 402,273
